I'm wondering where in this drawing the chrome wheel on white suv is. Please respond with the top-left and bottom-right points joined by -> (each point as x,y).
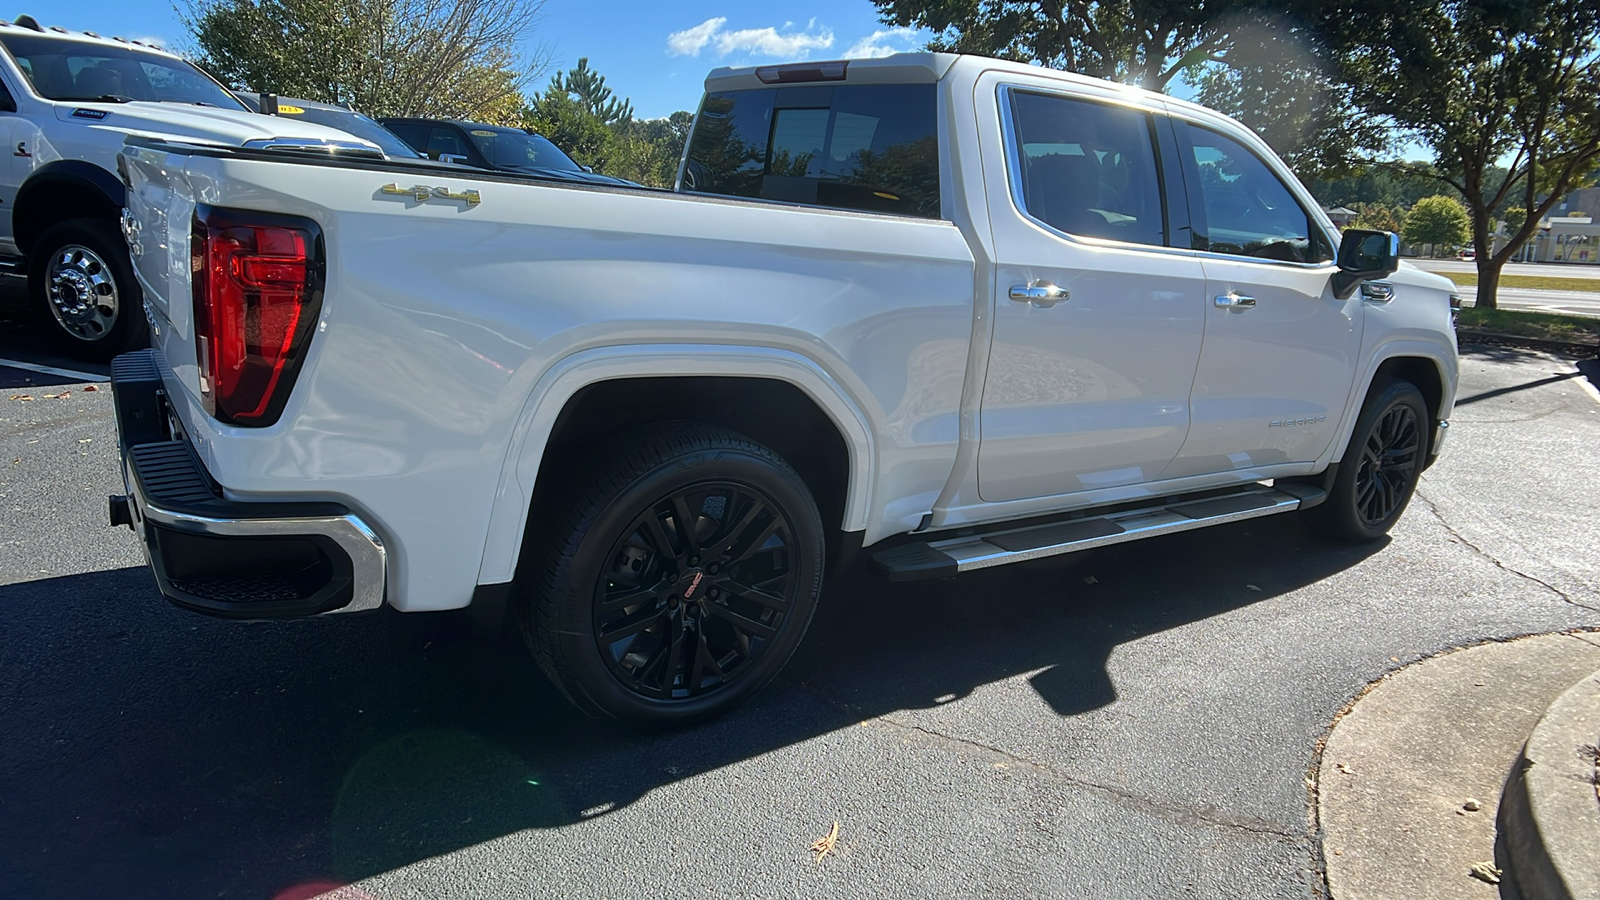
28,218 -> 148,361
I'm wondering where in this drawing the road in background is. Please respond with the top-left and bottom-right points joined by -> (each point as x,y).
1408,259 -> 1600,317
2,346 -> 1597,899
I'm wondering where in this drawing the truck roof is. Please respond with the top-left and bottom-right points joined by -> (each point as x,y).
0,15 -> 181,59
702,51 -> 1251,146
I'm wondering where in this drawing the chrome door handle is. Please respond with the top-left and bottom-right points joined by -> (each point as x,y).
1009,281 -> 1069,308
1214,292 -> 1256,309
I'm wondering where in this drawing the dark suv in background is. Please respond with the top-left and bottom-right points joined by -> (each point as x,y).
378,118 -> 638,186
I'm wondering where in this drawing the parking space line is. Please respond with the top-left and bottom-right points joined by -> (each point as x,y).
0,358 -> 109,383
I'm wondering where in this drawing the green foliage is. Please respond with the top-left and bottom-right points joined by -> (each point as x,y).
1314,0 -> 1600,306
184,0 -> 544,122
549,58 -> 633,126
521,61 -> 691,187
1401,195 -> 1470,251
1350,203 -> 1401,233
872,0 -> 1247,90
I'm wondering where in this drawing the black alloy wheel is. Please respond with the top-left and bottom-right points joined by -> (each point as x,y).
593,482 -> 800,700
524,423 -> 824,726
1305,378 -> 1429,542
1353,401 -> 1421,526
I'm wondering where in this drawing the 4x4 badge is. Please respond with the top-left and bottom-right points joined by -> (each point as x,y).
380,183 -> 481,207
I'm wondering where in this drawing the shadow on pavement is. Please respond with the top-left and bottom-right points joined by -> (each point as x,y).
0,516 -> 1385,897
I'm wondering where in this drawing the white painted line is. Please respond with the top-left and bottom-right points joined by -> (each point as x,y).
0,357 -> 110,383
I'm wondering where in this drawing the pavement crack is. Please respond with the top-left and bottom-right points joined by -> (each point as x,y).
874,715 -> 1300,841
1415,490 -> 1600,613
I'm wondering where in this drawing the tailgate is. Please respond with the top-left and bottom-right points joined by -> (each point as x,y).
121,142 -> 199,398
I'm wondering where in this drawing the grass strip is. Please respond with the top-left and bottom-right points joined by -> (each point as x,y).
1445,271 -> 1600,293
1456,307 -> 1600,345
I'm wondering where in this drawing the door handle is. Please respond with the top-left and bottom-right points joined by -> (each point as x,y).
1214,292 -> 1256,310
1009,281 -> 1069,309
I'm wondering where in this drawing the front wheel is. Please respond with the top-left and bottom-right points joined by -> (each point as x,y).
29,218 -> 148,362
522,423 -> 825,727
1305,378 -> 1428,542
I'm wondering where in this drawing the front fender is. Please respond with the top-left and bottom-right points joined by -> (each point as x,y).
14,160 -> 126,254
1320,337 -> 1459,467
475,344 -> 878,585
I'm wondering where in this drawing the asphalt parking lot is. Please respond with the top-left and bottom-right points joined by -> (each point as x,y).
2,328 -> 1597,898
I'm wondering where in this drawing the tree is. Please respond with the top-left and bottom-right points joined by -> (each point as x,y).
1317,0 -> 1600,307
521,89 -> 615,170
872,0 -> 1248,90
1402,195 -> 1470,254
1350,202 -> 1401,234
185,0 -> 546,123
1188,12 -> 1388,178
550,58 -> 633,126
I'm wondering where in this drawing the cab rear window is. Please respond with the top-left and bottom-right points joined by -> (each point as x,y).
683,84 -> 940,218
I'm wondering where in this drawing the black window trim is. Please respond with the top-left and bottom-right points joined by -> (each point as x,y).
998,84 -> 1179,251
1169,114 -> 1339,269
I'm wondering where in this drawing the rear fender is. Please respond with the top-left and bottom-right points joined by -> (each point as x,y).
476,344 -> 876,585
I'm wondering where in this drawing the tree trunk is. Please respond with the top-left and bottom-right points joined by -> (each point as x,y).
1476,258 -> 1502,310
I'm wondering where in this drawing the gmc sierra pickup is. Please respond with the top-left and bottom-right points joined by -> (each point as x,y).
110,53 -> 1459,726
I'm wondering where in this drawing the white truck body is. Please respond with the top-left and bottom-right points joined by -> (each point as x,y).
112,53 -> 1459,723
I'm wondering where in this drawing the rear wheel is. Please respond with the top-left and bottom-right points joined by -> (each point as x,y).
29,218 -> 148,362
522,423 -> 825,727
1305,378 -> 1428,542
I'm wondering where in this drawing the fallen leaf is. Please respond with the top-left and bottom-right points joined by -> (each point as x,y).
1468,861 -> 1501,884
1083,575 -> 1098,584
51,391 -> 72,399
1246,584 -> 1261,591
9,395 -> 32,402
78,439 -> 92,444
83,385 -> 100,392
810,820 -> 840,862
1335,762 -> 1355,775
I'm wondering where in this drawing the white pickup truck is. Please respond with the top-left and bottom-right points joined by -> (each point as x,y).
111,53 -> 1459,726
0,16 -> 383,359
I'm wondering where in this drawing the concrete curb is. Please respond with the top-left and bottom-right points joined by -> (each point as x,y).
1458,333 -> 1599,357
1500,667 -> 1600,900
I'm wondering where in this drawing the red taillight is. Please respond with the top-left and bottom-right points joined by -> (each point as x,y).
191,207 -> 322,425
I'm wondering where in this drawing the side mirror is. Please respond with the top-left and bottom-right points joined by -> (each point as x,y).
1333,229 -> 1399,299
438,153 -> 468,166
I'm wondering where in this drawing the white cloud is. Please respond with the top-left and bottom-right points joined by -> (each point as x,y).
844,27 -> 920,59
667,17 -> 726,57
666,17 -> 834,59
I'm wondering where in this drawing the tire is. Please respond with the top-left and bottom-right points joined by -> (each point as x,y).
1305,378 -> 1428,542
28,218 -> 148,362
521,423 -> 825,727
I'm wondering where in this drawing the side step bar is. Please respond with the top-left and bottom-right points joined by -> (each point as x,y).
873,483 -> 1325,582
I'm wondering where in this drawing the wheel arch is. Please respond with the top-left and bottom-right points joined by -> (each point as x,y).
477,345 -> 877,586
14,161 -> 126,257
1325,341 -> 1455,466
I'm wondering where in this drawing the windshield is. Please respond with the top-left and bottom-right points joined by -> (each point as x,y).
0,34 -> 245,108
465,128 -> 581,172
279,105 -> 418,158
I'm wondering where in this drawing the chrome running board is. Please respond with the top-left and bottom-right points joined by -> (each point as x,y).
873,484 -> 1323,582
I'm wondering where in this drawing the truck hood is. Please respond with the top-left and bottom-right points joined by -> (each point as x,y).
54,100 -> 382,151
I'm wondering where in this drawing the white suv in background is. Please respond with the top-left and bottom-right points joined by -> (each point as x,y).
0,15 -> 383,360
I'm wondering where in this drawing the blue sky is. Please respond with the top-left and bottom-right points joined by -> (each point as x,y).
35,0 -> 930,118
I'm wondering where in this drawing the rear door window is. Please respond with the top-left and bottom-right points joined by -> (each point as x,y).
683,83 -> 940,218
1007,91 -> 1168,247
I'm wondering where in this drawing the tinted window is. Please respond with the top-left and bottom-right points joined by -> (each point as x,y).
281,106 -> 418,158
0,34 -> 243,108
426,126 -> 471,160
465,127 -> 581,171
385,121 -> 429,152
1182,123 -> 1331,263
684,84 -> 939,218
1008,91 -> 1166,247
